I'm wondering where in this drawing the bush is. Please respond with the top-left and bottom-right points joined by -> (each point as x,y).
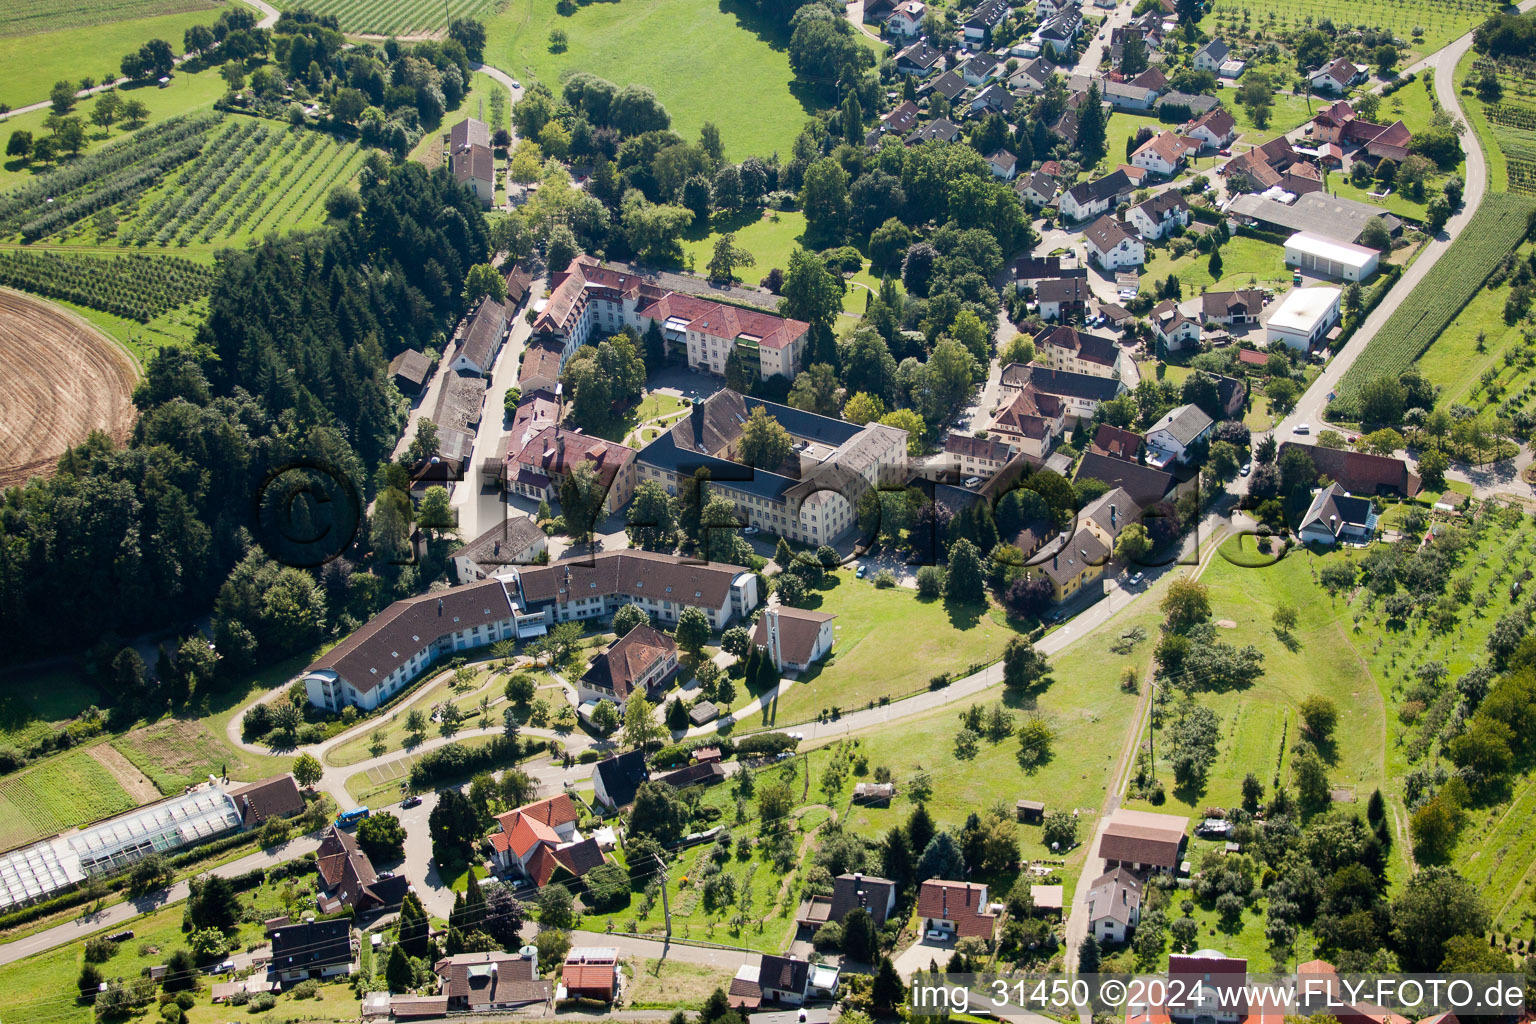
290,980 -> 320,999
916,565 -> 945,598
249,992 -> 277,1011
84,936 -> 119,963
734,732 -> 799,757
873,569 -> 896,588
584,863 -> 632,912
577,748 -> 599,763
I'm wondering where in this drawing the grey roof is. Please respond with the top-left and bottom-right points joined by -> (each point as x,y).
1086,866 -> 1142,926
452,516 -> 545,571
1299,482 -> 1375,536
1227,191 -> 1401,244
1157,91 -> 1219,114
594,750 -> 648,808
1196,38 -> 1230,63
450,118 -> 490,152
1078,486 -> 1140,539
1003,363 -> 1124,402
1084,215 -> 1135,252
908,116 -> 962,144
272,919 -> 351,972
1064,169 -> 1132,209
1134,190 -> 1190,221
923,70 -> 968,100
1148,403 -> 1214,446
457,296 -> 507,371
1035,277 -> 1092,304
1036,527 -> 1110,585
828,873 -> 898,928
965,0 -> 1010,29
1075,451 -> 1176,506
897,41 -> 943,69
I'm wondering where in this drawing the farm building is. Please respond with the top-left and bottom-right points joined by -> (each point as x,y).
1284,233 -> 1379,282
1265,287 -> 1342,351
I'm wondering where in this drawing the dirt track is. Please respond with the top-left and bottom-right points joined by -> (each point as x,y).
0,289 -> 138,489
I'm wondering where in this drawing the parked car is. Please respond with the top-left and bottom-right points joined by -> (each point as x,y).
212,961 -> 236,975
107,931 -> 134,942
1129,572 -> 1145,587
1294,423 -> 1310,434
964,476 -> 981,488
401,795 -> 422,809
1240,462 -> 1252,476
855,564 -> 867,578
743,526 -> 760,536
926,928 -> 950,941
1217,148 -> 1231,156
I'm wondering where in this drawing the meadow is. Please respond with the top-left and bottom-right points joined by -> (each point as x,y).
0,8 -> 219,109
1200,0 -> 1503,63
0,747 -> 135,851
1411,242 -> 1536,409
1141,234 -> 1292,294
483,0 -> 827,159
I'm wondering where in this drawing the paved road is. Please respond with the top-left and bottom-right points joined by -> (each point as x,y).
0,833 -> 319,967
1073,1 -> 1134,78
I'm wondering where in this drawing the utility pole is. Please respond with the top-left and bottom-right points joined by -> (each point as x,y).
652,854 -> 672,938
1146,680 -> 1157,784
803,750 -> 810,801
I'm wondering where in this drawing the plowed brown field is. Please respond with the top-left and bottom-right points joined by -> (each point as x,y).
0,289 -> 137,489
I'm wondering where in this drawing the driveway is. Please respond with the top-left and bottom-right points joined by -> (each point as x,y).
893,933 -> 954,978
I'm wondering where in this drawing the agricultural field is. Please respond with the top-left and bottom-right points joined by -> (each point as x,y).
1335,192 -> 1536,411
484,0 -> 825,159
0,746 -> 135,852
0,250 -> 213,322
759,571 -> 1030,726
1468,55 -> 1536,197
0,0 -> 215,37
1411,242 -> 1536,409
1201,0 -> 1503,62
0,288 -> 139,490
0,7 -> 220,110
270,0 -> 494,36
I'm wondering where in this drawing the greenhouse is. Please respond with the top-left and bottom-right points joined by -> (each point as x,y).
68,788 -> 242,876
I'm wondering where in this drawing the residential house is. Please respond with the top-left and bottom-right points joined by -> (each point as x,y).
315,825 -> 408,914
1110,22 -> 1161,66
449,296 -> 509,375
1027,524 -> 1111,601
1265,286 -> 1341,351
862,0 -> 897,21
593,750 -> 648,810
1085,867 -> 1142,943
1156,90 -> 1220,118
1009,57 -> 1055,93
1035,276 -> 1093,320
753,606 -> 837,672
1145,404 -> 1214,466
990,386 -> 1065,457
1097,808 -> 1189,874
1212,373 -> 1249,418
1297,483 -> 1378,545
1078,486 -> 1141,547
1151,299 -> 1201,350
450,118 -> 494,207
518,341 -> 564,393
271,919 -> 352,983
967,84 -> 1016,118
1131,130 -> 1199,178
1221,135 -> 1300,191
1102,78 -> 1159,112
451,517 -> 548,584
1075,450 -> 1178,507
576,625 -> 679,705
1200,289 -> 1265,326
960,54 -> 1001,86
1090,423 -> 1144,461
657,299 -> 812,382
963,0 -> 1010,47
886,0 -> 927,37
1183,107 -> 1237,150
1129,67 -> 1167,91
1126,190 -> 1190,241
635,389 -> 908,547
1035,9 -> 1083,55
1311,99 -> 1358,142
945,432 -> 1017,480
907,116 -> 963,144
512,548 -> 760,633
1342,118 -> 1412,162
562,949 -> 620,1003
1035,325 -> 1126,379
1001,363 -> 1126,422
1010,255 -> 1079,283
1279,442 -> 1422,497
985,149 -> 1019,179
503,425 -> 637,515
1310,57 -> 1366,94
895,41 -> 943,75
918,879 -> 997,939
388,349 -> 431,395
1050,106 -> 1081,148
489,795 -> 605,886
1192,38 -> 1229,73
436,952 -> 551,1011
503,262 -> 534,308
1036,0 -> 1078,18
1015,170 -> 1061,209
228,774 -> 304,828
921,70 -> 968,103
831,872 -> 898,928
865,101 -> 920,147
1084,215 -> 1145,270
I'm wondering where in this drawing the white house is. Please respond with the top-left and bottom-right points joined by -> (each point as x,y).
1192,38 -> 1229,73
1126,191 -> 1190,241
1059,169 -> 1132,222
1084,216 -> 1145,270
886,0 -> 926,37
1265,286 -> 1342,351
1284,232 -> 1379,282
1145,403 -> 1214,466
1085,868 -> 1142,944
752,606 -> 837,673
1298,483 -> 1379,545
1131,131 -> 1198,178
963,0 -> 1010,47
1151,299 -> 1201,350
985,149 -> 1019,180
1310,57 -> 1367,95
1184,107 -> 1237,150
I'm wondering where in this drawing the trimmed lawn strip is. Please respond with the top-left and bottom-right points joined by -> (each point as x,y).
1142,234 -> 1292,294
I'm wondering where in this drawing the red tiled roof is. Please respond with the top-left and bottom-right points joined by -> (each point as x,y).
917,880 -> 996,938
562,962 -> 616,998
1091,424 -> 1142,460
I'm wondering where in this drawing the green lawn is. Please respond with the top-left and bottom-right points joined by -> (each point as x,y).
0,666 -> 107,749
625,957 -> 736,1009
1227,91 -> 1316,146
756,571 -> 1031,726
484,0 -> 825,160
325,663 -> 508,767
1142,235 -> 1292,293
0,7 -> 220,110
1461,50 -> 1510,195
1122,543 -> 1388,824
0,64 -> 228,191
0,746 -> 135,851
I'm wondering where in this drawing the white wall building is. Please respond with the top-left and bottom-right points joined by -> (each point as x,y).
1284,232 -> 1379,282
1265,286 -> 1342,351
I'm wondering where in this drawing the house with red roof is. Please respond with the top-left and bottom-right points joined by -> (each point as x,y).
488,794 -> 608,887
504,425 -> 636,515
917,879 -> 997,939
